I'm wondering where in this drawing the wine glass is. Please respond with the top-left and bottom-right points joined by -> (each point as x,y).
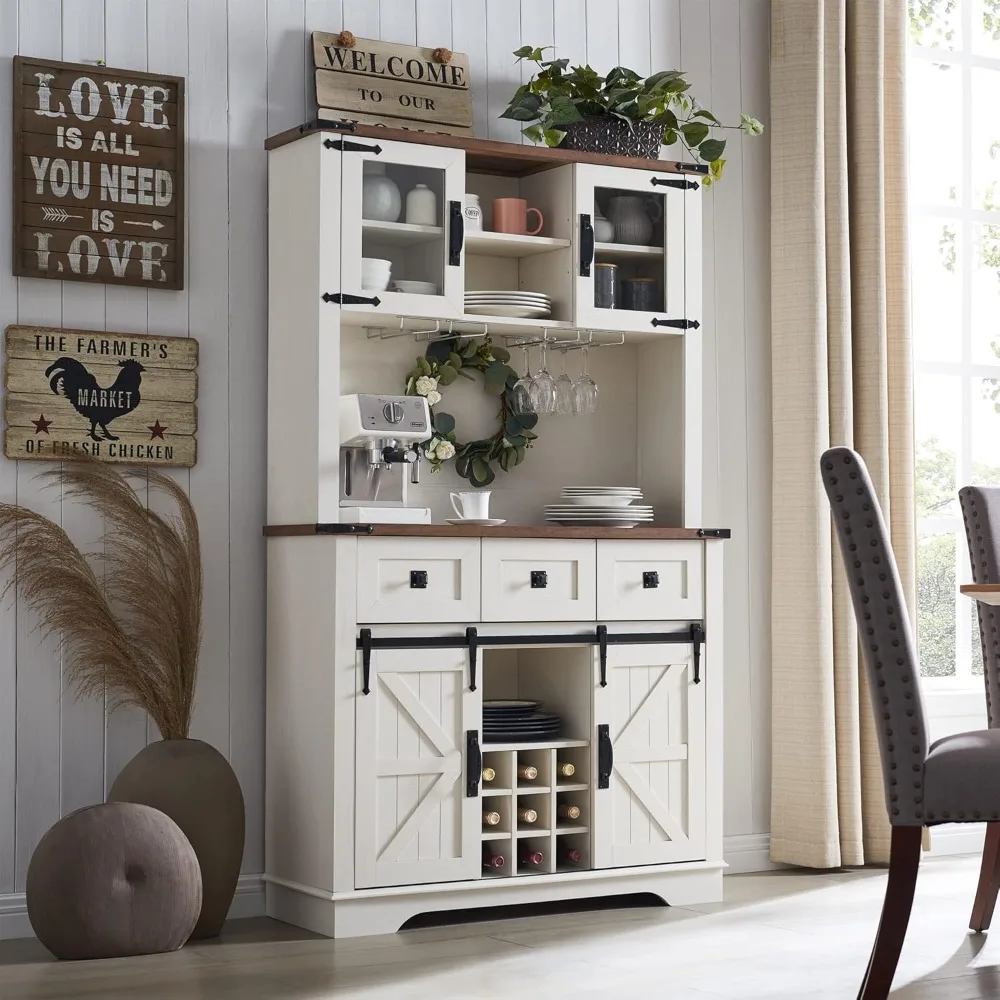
512,347 -> 534,415
571,346 -> 599,415
555,349 -> 574,415
529,339 -> 556,415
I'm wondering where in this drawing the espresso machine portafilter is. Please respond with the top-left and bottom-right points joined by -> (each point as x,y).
339,394 -> 433,524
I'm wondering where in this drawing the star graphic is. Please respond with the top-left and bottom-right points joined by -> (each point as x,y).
32,413 -> 52,434
147,420 -> 168,440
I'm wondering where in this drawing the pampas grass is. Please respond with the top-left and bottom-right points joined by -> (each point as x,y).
0,459 -> 201,739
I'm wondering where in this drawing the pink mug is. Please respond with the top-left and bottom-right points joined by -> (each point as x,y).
492,198 -> 544,236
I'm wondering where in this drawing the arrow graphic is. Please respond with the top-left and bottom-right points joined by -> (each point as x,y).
42,207 -> 84,223
123,219 -> 165,231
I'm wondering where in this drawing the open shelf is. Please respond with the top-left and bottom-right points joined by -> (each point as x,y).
362,219 -> 443,245
556,782 -> 589,793
555,824 -> 589,835
517,784 -> 551,794
465,230 -> 571,258
516,828 -> 551,838
595,241 -> 664,261
482,786 -> 512,797
481,830 -> 510,842
483,739 -> 589,751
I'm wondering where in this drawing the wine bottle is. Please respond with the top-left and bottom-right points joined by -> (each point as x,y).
520,849 -> 544,866
517,764 -> 538,781
516,807 -> 538,824
482,809 -> 501,826
482,849 -> 505,870
482,766 -> 496,783
556,761 -> 576,778
560,847 -> 583,864
557,804 -> 582,821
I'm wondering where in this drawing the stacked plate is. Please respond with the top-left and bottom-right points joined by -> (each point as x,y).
545,486 -> 654,528
483,700 -> 563,743
465,290 -> 552,319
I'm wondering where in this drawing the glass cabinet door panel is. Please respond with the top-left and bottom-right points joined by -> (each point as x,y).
340,138 -> 465,319
574,164 -> 689,335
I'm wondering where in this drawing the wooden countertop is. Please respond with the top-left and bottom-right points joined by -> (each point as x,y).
960,584 -> 1000,606
263,523 -> 731,539
264,119 -> 710,180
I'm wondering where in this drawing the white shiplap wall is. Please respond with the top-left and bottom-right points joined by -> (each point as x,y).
0,0 -> 772,909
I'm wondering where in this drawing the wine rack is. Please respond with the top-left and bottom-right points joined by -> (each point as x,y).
479,742 -> 591,878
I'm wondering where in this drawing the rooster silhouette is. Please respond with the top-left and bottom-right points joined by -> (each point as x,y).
44,357 -> 145,441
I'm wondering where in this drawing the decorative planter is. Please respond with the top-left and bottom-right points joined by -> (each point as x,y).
108,738 -> 245,940
558,118 -> 664,159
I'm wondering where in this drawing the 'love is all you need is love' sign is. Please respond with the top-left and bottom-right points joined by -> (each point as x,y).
13,57 -> 184,289
4,325 -> 198,467
313,32 -> 472,135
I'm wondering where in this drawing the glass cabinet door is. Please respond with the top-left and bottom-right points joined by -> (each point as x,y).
340,138 -> 465,320
573,163 -> 693,334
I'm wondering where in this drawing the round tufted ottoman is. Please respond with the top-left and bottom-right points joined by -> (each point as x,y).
26,802 -> 202,960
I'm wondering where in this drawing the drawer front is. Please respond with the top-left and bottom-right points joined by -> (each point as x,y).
357,538 -> 481,623
597,539 -> 704,621
481,539 -> 596,622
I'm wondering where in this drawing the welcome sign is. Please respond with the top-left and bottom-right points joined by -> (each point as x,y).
312,32 -> 473,136
12,57 -> 184,289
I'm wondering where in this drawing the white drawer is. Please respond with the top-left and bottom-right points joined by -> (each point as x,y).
481,539 -> 596,622
357,537 -> 481,623
597,539 -> 703,621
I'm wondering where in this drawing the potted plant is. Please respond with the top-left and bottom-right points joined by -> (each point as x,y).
0,459 -> 243,939
502,47 -> 763,180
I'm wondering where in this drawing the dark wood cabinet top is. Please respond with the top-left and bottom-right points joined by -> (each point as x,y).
264,119 -> 710,179
263,523 -> 730,540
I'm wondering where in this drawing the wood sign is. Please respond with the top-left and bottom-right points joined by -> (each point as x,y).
4,325 -> 198,466
12,56 -> 184,289
312,32 -> 472,136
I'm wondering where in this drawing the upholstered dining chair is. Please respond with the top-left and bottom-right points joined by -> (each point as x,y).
821,447 -> 1000,1000
959,485 -> 1000,932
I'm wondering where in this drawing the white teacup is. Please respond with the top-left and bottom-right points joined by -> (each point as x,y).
450,490 -> 491,520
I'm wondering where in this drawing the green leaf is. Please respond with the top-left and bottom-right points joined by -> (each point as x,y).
692,109 -> 720,124
425,339 -> 455,362
522,429 -> 538,441
651,108 -> 678,129
679,121 -> 710,146
503,105 -> 543,122
437,363 -> 458,386
662,128 -> 678,146
455,455 -> 470,478
709,158 -> 726,182
698,138 -> 726,163
514,412 -> 538,430
543,129 -> 567,147
547,94 -> 585,124
433,411 -> 456,435
515,445 -> 526,464
457,368 -> 476,381
522,124 -> 545,144
499,449 -> 510,472
471,457 -> 491,484
449,352 -> 463,369
416,356 -> 432,375
491,345 -> 510,363
461,340 -> 478,359
513,45 -> 535,58
540,57 -> 570,72
405,376 -> 415,395
505,416 -> 524,437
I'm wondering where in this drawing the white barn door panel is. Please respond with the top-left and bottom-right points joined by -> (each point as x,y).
594,643 -> 706,868
355,647 -> 480,889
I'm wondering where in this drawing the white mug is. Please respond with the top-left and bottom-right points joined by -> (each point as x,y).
450,490 -> 491,520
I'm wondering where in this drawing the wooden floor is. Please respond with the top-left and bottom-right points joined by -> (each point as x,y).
3,856 -> 1000,998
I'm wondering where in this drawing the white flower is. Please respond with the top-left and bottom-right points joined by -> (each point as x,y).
415,375 -> 438,396
740,113 -> 764,137
423,439 -> 438,460
426,390 -> 442,406
435,440 -> 456,460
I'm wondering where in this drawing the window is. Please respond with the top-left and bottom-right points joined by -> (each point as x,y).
908,0 -> 1000,680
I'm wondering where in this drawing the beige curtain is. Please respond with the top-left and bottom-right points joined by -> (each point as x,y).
770,0 -> 915,868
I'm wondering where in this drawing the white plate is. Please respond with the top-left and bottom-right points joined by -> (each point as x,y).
547,513 -> 654,521
561,487 -> 641,492
445,517 -> 507,527
464,304 -> 552,318
546,508 -> 653,514
467,290 -> 551,299
559,496 -> 639,508
548,519 -> 645,528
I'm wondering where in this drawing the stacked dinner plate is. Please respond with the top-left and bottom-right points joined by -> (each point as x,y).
483,700 -> 563,743
545,486 -> 654,528
465,290 -> 552,319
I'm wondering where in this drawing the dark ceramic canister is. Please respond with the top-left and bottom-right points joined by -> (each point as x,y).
622,277 -> 660,312
594,262 -> 618,309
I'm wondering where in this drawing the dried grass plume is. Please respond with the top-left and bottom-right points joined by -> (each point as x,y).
0,458 -> 202,739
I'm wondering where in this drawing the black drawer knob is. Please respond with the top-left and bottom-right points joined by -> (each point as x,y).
530,570 -> 548,589
643,571 -> 660,589
410,570 -> 428,589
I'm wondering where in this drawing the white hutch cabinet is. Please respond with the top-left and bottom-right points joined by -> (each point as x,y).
263,122 -> 725,938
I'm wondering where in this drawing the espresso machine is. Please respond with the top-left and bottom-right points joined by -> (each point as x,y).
339,393 -> 433,524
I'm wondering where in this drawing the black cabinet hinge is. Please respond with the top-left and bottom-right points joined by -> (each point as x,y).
466,626 -> 478,692
697,528 -> 731,539
324,138 -> 382,154
690,623 -> 704,684
651,317 -> 700,330
322,292 -> 382,307
650,176 -> 700,190
360,628 -> 373,695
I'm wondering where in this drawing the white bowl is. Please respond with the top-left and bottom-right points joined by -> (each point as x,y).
391,280 -> 438,295
561,494 -> 636,507
361,257 -> 391,291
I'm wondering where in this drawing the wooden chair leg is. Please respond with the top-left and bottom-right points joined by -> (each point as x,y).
970,822 -> 1000,932
857,825 -> 922,1000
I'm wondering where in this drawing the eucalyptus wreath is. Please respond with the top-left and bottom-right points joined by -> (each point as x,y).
403,337 -> 539,487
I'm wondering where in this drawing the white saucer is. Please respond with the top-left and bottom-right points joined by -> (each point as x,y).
446,518 -> 507,527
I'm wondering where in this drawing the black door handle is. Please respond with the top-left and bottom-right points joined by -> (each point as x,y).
580,213 -> 594,276
530,570 -> 548,589
597,723 -> 613,788
466,730 -> 482,796
410,570 -> 428,589
466,626 -> 478,692
597,624 -> 608,687
449,200 -> 464,266
651,317 -> 700,329
360,628 -> 372,695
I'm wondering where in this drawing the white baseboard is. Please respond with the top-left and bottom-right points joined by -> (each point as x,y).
926,823 -> 987,858
723,833 -> 785,874
0,873 -> 266,941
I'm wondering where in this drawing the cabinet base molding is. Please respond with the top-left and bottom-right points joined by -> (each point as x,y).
264,864 -> 724,939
